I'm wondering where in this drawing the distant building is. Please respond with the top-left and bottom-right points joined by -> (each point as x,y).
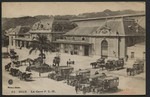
54,14 -> 145,58
8,26 -> 31,49
8,17 -> 66,50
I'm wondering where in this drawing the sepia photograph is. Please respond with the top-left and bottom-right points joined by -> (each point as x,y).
2,2 -> 146,95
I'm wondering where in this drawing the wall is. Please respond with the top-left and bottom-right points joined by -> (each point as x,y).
119,37 -> 126,58
92,37 -> 126,58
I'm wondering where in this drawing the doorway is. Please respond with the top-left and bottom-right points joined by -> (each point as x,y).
101,40 -> 108,58
84,45 -> 89,56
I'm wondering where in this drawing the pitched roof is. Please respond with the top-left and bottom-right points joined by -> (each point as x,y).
8,26 -> 30,35
64,20 -> 124,36
18,26 -> 30,35
64,19 -> 145,37
30,18 -> 54,33
123,19 -> 145,36
64,27 -> 99,36
93,20 -> 124,36
71,13 -> 145,22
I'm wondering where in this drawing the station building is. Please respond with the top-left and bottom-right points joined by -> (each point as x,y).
54,14 -> 145,58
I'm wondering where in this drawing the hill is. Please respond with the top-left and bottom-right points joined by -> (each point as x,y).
2,9 -> 144,31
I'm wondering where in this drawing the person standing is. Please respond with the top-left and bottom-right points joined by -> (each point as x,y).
126,55 -> 129,62
75,81 -> 79,94
67,59 -> 71,66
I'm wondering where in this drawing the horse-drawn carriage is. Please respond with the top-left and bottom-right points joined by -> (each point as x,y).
76,69 -> 91,84
86,75 -> 119,94
101,76 -> 119,91
126,59 -> 144,76
90,58 -> 105,69
67,69 -> 91,86
105,58 -> 124,71
91,58 -> 124,71
92,76 -> 119,93
87,73 -> 107,93
5,61 -> 32,81
76,73 -> 119,94
48,66 -> 74,81
9,49 -> 19,60
67,72 -> 77,86
9,66 -> 32,81
19,71 -> 32,81
9,67 -> 20,76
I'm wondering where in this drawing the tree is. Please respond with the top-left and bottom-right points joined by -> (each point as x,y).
29,34 -> 55,65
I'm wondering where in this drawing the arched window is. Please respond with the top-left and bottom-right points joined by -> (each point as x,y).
101,40 -> 108,58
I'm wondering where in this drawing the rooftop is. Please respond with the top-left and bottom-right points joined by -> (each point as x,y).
8,26 -> 30,35
70,13 -> 145,22
30,18 -> 54,32
64,27 -> 98,36
64,19 -> 145,37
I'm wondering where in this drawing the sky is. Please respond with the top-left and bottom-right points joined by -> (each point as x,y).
2,2 -> 145,18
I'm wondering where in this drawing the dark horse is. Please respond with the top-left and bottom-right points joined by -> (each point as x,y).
126,68 -> 135,76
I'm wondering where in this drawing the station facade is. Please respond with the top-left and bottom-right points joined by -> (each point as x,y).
54,14 -> 145,58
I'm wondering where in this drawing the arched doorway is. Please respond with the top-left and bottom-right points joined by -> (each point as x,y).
101,40 -> 108,58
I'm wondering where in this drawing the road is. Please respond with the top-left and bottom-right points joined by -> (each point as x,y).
2,48 -> 146,95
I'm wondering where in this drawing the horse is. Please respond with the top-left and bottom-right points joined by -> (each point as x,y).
126,68 -> 135,76
10,68 -> 20,76
19,72 -> 32,81
90,62 -> 97,68
26,66 -> 31,72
